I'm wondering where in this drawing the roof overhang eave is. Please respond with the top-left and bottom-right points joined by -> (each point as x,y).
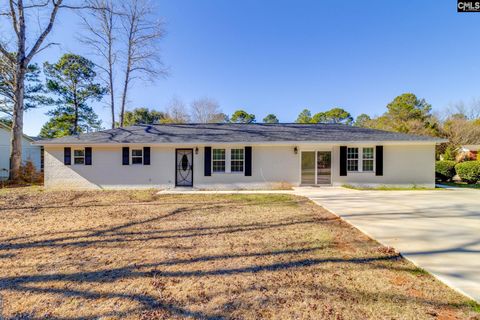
35,139 -> 446,146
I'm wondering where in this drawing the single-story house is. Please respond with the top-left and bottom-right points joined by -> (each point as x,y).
35,123 -> 444,190
0,122 -> 43,180
458,144 -> 479,161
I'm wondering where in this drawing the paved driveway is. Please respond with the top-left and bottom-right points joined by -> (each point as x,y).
295,187 -> 480,301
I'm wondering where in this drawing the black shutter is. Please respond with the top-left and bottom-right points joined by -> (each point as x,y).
376,145 -> 383,176
204,146 -> 211,176
143,147 -> 150,165
85,147 -> 92,165
122,147 -> 129,165
64,147 -> 71,165
340,146 -> 347,176
245,146 -> 252,176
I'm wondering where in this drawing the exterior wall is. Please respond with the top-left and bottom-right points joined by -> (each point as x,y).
330,144 -> 436,188
44,145 -> 300,189
0,127 -> 42,180
43,142 -> 436,190
195,145 -> 299,189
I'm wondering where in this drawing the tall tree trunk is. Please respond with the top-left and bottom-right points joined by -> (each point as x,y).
9,67 -> 25,182
73,92 -> 79,134
9,0 -> 27,182
108,57 -> 115,128
119,69 -> 130,127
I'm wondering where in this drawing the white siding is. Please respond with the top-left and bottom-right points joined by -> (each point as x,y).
0,126 -> 42,180
44,145 -> 299,189
330,144 -> 435,188
43,143 -> 436,190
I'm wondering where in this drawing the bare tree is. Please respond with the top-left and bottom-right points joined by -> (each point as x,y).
0,0 -> 102,181
442,102 -> 480,147
162,96 -> 190,123
446,100 -> 480,120
80,0 -> 117,128
190,97 -> 226,123
118,0 -> 166,127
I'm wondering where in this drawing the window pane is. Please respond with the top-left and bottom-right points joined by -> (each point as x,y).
347,159 -> 358,171
363,148 -> 374,159
231,160 -> 243,172
301,152 -> 316,184
132,157 -> 143,164
74,150 -> 85,157
231,149 -> 244,172
363,160 -> 374,171
347,147 -> 358,159
212,149 -> 226,172
231,149 -> 244,160
132,149 -> 143,157
347,147 -> 359,171
213,161 -> 225,172
74,157 -> 85,165
213,149 -> 225,160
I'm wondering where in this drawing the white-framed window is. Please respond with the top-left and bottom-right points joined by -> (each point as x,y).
73,149 -> 85,165
347,147 -> 359,172
131,149 -> 143,165
212,149 -> 226,172
231,148 -> 244,172
362,147 -> 374,172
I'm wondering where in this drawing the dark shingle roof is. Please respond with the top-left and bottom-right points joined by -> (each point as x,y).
35,123 -> 444,145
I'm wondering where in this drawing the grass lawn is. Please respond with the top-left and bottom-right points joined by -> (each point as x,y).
0,189 -> 478,319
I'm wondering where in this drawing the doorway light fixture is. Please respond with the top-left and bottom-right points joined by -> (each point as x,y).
294,146 -> 298,154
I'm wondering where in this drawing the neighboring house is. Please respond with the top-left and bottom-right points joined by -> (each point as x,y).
35,123 -> 445,190
0,123 -> 43,180
458,144 -> 479,161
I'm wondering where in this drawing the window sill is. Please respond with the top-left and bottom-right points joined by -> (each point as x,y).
347,171 -> 376,174
212,172 -> 244,174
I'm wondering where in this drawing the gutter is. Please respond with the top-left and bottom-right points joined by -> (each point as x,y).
34,139 -> 447,147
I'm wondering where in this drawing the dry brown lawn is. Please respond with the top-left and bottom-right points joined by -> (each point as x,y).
0,188 -> 478,320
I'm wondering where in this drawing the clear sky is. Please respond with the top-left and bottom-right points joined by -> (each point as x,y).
21,0 -> 480,135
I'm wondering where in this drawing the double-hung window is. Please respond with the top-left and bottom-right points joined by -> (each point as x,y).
73,149 -> 85,165
212,149 -> 226,172
347,147 -> 359,172
131,149 -> 143,164
231,148 -> 244,172
362,147 -> 374,172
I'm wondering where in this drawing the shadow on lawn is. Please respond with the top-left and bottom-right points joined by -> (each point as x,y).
0,215 -> 335,252
1,249 -> 469,320
0,198 -> 476,319
0,249 -> 397,320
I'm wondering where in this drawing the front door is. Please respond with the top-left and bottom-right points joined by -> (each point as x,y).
301,151 -> 316,185
317,151 -> 331,184
301,151 -> 332,185
175,149 -> 193,187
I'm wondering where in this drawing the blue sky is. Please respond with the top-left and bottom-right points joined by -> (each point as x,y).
21,0 -> 480,135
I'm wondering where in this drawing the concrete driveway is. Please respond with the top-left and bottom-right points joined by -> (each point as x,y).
295,187 -> 480,301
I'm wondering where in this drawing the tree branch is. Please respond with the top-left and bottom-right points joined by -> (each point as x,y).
35,42 -> 59,55
9,0 -> 19,36
23,1 -> 50,9
25,0 -> 62,64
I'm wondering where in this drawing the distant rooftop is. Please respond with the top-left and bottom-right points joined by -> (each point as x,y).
36,123 -> 445,145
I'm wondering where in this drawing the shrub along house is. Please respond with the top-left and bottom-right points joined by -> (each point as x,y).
35,123 -> 444,189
